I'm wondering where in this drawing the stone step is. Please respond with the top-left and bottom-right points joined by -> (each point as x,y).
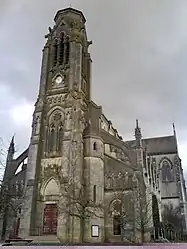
26,235 -> 60,242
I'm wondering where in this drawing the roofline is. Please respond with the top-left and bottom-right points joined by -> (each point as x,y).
54,7 -> 86,23
142,135 -> 175,141
126,135 -> 175,143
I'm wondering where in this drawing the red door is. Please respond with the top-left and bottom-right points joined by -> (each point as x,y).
43,204 -> 58,234
13,217 -> 20,237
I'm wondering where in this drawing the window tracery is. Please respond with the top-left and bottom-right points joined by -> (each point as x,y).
65,36 -> 70,64
57,122 -> 64,153
113,200 -> 122,215
52,39 -> 58,67
51,34 -> 70,68
59,33 -> 64,65
47,110 -> 64,154
49,124 -> 55,152
161,159 -> 174,182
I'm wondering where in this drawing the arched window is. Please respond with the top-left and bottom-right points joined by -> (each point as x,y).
93,185 -> 96,203
47,110 -> 65,155
57,123 -> 63,153
93,142 -> 97,151
65,37 -> 70,64
59,33 -> 64,65
49,124 -> 55,152
113,200 -> 121,214
52,40 -> 58,67
161,159 -> 174,182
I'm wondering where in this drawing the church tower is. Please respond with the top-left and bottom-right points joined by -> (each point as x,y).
19,8 -> 93,242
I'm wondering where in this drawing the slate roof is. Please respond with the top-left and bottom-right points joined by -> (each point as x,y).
126,135 -> 177,155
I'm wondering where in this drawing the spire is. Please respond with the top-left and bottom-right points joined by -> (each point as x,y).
173,123 -> 178,154
8,135 -> 15,158
173,123 -> 176,137
135,119 -> 142,139
135,119 -> 142,148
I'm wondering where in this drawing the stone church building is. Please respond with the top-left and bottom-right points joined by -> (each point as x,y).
0,7 -> 187,243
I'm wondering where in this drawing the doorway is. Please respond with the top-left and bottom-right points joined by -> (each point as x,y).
43,204 -> 58,234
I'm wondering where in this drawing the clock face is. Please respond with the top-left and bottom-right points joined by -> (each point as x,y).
55,76 -> 63,84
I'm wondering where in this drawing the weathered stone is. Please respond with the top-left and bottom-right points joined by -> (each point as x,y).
1,7 -> 187,244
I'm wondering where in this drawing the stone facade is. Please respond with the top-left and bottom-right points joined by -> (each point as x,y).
127,129 -> 187,232
1,7 -> 187,243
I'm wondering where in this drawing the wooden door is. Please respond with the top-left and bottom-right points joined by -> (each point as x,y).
43,204 -> 58,234
15,218 -> 20,236
12,217 -> 20,237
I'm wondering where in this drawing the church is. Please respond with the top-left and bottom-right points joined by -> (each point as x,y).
0,7 -> 187,243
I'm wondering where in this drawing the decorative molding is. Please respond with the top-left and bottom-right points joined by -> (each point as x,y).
47,94 -> 66,107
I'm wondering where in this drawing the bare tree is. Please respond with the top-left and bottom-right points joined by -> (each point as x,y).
0,137 -> 22,239
60,171 -> 103,243
162,203 -> 183,240
105,171 -> 135,242
133,189 -> 155,243
0,137 -> 8,214
56,137 -> 104,243
56,93 -> 104,243
0,137 -> 7,179
108,171 -> 156,243
0,176 -> 18,240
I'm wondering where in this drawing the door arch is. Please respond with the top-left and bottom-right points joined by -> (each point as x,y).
42,178 -> 60,235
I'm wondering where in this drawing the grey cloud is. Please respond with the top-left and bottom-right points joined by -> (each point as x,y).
0,0 -> 187,169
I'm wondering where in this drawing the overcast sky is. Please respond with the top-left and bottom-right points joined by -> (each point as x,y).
0,0 -> 187,175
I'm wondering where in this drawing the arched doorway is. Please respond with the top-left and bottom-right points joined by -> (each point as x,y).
42,178 -> 59,235
152,195 -> 160,239
112,200 -> 122,236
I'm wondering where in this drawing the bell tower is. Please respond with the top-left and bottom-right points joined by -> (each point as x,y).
44,7 -> 91,99
19,8 -> 92,243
